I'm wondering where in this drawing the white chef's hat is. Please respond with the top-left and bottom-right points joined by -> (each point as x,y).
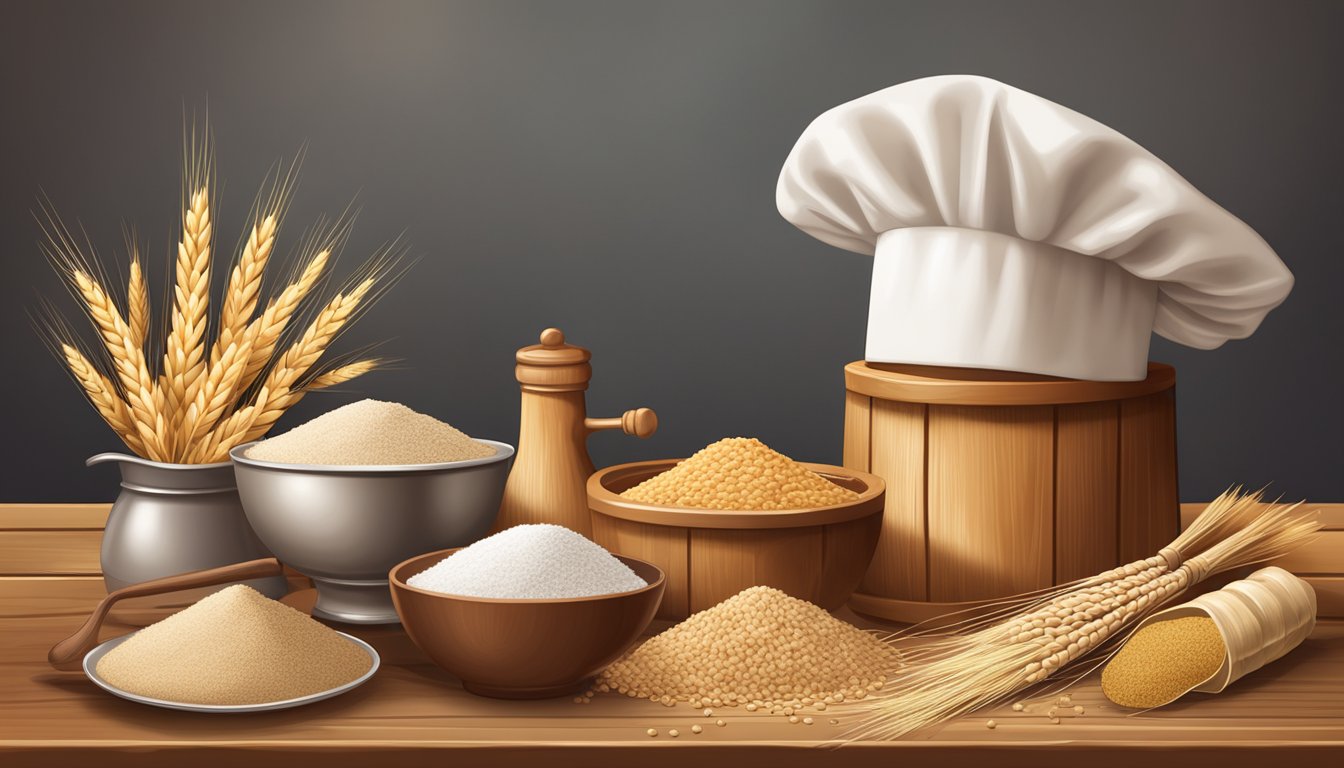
776,75 -> 1293,381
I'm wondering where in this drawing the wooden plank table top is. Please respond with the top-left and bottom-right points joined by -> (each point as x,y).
2,503 -> 1342,767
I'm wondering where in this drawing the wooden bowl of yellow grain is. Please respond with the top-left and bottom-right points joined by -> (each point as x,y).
587,460 -> 885,621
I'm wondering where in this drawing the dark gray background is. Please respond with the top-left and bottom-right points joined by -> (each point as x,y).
2,0 -> 1341,502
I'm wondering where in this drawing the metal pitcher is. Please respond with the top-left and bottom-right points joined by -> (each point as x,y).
89,453 -> 287,600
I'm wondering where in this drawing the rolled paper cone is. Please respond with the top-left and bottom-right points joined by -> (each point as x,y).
1125,566 -> 1315,704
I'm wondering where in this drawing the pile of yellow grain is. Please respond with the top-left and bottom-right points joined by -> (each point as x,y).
596,586 -> 897,714
619,437 -> 857,510
96,585 -> 372,705
1101,616 -> 1227,708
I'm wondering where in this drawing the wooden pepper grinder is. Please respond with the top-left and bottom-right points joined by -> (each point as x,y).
496,327 -> 657,536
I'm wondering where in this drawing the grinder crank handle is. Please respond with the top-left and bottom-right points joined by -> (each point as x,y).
586,408 -> 658,438
47,557 -> 284,671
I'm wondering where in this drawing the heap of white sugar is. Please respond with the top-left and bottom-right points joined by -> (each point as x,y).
245,399 -> 495,465
408,524 -> 648,599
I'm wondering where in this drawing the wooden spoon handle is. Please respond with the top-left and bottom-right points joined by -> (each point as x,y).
47,557 -> 284,671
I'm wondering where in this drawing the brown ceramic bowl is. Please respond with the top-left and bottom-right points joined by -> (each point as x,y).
588,460 -> 885,620
388,548 -> 664,699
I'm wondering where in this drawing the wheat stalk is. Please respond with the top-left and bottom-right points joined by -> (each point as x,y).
127,253 -> 149,352
847,489 -> 1320,740
309,358 -> 381,389
212,213 -> 277,367
161,187 -> 213,459
61,343 -> 146,456
235,248 -> 330,393
70,270 -> 167,460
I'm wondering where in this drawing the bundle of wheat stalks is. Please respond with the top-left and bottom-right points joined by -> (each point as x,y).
848,488 -> 1318,740
41,131 -> 397,464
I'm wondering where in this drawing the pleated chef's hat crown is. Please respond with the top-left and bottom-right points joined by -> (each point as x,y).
776,75 -> 1293,381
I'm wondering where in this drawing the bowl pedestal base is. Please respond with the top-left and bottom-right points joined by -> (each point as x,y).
310,577 -> 399,624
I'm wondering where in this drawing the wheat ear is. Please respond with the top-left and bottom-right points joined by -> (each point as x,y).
213,213 -> 278,367
161,187 -> 213,459
308,358 -> 381,390
127,253 -> 149,352
71,270 -> 167,460
235,249 -> 329,393
61,343 -> 146,455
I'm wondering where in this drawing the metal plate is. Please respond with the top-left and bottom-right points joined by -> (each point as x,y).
83,630 -> 379,713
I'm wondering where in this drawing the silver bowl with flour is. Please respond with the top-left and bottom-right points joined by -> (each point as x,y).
230,440 -> 514,624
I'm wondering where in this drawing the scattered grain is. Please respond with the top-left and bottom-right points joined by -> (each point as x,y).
1073,705 -> 1085,715
691,725 -> 703,734
646,729 -> 658,737
716,719 -> 726,727
803,717 -> 814,725
619,437 -> 858,510
986,720 -> 997,730
1010,702 -> 1024,712
669,729 -> 680,738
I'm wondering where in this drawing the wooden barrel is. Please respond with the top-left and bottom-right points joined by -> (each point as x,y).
843,361 -> 1179,625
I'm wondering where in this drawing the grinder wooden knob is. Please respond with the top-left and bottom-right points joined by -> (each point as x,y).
586,408 -> 658,438
496,328 -> 657,536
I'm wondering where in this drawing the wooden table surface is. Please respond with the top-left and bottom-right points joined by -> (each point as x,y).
2,503 -> 1342,767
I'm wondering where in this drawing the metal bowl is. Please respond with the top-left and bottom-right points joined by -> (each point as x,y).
230,440 -> 515,624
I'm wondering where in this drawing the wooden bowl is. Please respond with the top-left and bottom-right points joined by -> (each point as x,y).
587,460 -> 885,620
388,548 -> 664,699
